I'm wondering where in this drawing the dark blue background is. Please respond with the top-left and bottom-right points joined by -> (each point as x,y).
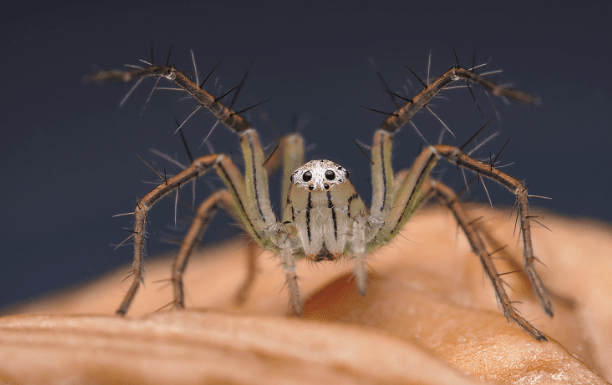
2,0 -> 611,311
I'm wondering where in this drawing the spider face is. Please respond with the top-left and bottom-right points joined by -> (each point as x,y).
290,160 -> 350,192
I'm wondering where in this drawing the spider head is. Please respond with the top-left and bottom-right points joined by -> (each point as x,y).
290,160 -> 350,192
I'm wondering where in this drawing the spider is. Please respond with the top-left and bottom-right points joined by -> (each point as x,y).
90,52 -> 552,341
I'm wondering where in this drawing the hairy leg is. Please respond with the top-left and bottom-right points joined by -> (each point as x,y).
171,190 -> 234,309
424,178 -> 546,341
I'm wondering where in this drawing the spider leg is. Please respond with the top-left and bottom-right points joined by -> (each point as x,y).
116,137 -> 282,316
279,233 -> 302,315
91,61 -> 281,242
424,178 -> 548,341
238,129 -> 278,240
361,62 -> 548,340
116,154 -> 221,315
233,239 -> 259,305
369,141 -> 551,341
369,143 -> 440,247
377,67 -> 537,134
171,189 -> 234,309
280,134 -> 306,211
171,132 -> 308,311
234,132 -> 307,310
276,133 -> 308,313
432,144 -> 552,320
352,215 -> 368,296
89,65 -> 254,133
367,130 -> 395,241
365,63 -> 538,244
93,61 -> 289,315
259,133 -> 306,213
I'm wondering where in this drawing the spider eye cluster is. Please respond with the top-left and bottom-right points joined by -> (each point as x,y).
291,160 -> 349,192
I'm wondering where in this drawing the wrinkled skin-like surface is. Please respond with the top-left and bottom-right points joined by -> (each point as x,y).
2,206 -> 611,384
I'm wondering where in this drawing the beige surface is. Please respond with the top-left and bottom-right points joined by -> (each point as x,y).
3,205 -> 611,384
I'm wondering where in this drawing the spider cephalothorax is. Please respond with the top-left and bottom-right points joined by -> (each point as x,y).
286,159 -> 363,261
91,55 -> 553,341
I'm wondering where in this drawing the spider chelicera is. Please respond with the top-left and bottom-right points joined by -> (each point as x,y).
90,52 -> 552,341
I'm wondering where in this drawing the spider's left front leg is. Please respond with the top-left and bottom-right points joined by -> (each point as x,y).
422,178 -> 548,341
432,144 -> 553,322
388,142 -> 551,340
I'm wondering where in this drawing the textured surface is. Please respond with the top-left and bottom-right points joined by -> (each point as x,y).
3,206 -> 611,384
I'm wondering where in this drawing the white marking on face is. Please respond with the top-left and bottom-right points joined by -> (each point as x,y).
291,160 -> 350,192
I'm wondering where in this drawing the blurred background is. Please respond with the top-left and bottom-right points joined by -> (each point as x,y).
1,0 -> 610,311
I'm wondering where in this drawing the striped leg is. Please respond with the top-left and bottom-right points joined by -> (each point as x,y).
116,148 -> 278,316
91,62 -> 284,316
116,154 -> 221,316
374,144 -> 441,245
171,190 -> 234,309
279,233 -> 302,316
352,215 -> 368,296
432,144 -> 552,320
233,239 -> 260,305
425,178 -> 547,341
373,142 -> 551,340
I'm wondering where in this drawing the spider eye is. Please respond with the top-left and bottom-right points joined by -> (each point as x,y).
308,185 -> 315,191
323,183 -> 330,190
303,171 -> 312,182
345,170 -> 349,179
325,170 -> 335,180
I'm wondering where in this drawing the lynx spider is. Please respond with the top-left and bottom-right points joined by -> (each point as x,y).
90,51 -> 552,341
